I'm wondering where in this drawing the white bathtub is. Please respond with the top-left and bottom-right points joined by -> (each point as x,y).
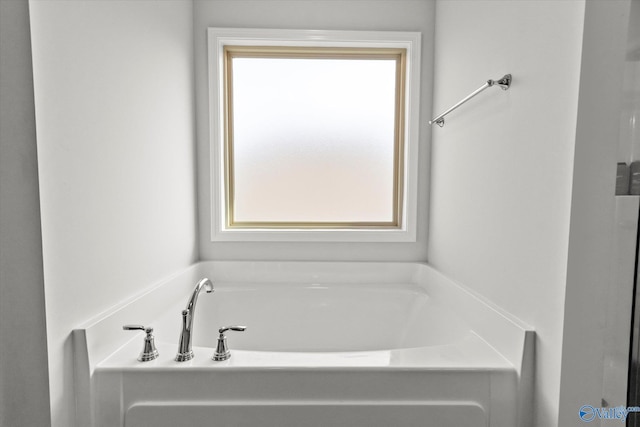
74,262 -> 533,427
182,282 -> 471,352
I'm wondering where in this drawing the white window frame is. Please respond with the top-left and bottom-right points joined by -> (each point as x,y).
208,28 -> 421,242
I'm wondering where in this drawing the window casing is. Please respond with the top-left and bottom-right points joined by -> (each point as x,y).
208,28 -> 421,242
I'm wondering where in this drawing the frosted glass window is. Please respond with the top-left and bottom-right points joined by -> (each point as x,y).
224,46 -> 406,228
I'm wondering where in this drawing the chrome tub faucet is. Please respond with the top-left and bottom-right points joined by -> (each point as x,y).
213,325 -> 246,361
175,278 -> 214,362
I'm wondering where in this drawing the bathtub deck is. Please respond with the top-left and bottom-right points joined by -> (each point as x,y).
99,331 -> 512,370
93,333 -> 517,427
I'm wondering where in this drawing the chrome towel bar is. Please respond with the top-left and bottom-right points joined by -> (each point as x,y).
429,74 -> 512,127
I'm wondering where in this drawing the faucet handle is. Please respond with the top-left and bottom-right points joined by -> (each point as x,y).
123,324 -> 159,362
219,325 -> 246,334
213,325 -> 246,361
123,324 -> 152,333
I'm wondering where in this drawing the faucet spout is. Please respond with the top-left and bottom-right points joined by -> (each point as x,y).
186,278 -> 214,319
175,278 -> 214,362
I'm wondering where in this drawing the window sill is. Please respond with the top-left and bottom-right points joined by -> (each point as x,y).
211,227 -> 417,243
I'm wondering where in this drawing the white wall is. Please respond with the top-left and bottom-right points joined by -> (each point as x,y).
618,0 -> 640,163
0,1 -> 51,426
429,2 -> 584,422
559,2 -> 630,425
429,1 -> 630,426
28,1 -> 197,426
20,1 -> 633,426
194,0 -> 434,261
